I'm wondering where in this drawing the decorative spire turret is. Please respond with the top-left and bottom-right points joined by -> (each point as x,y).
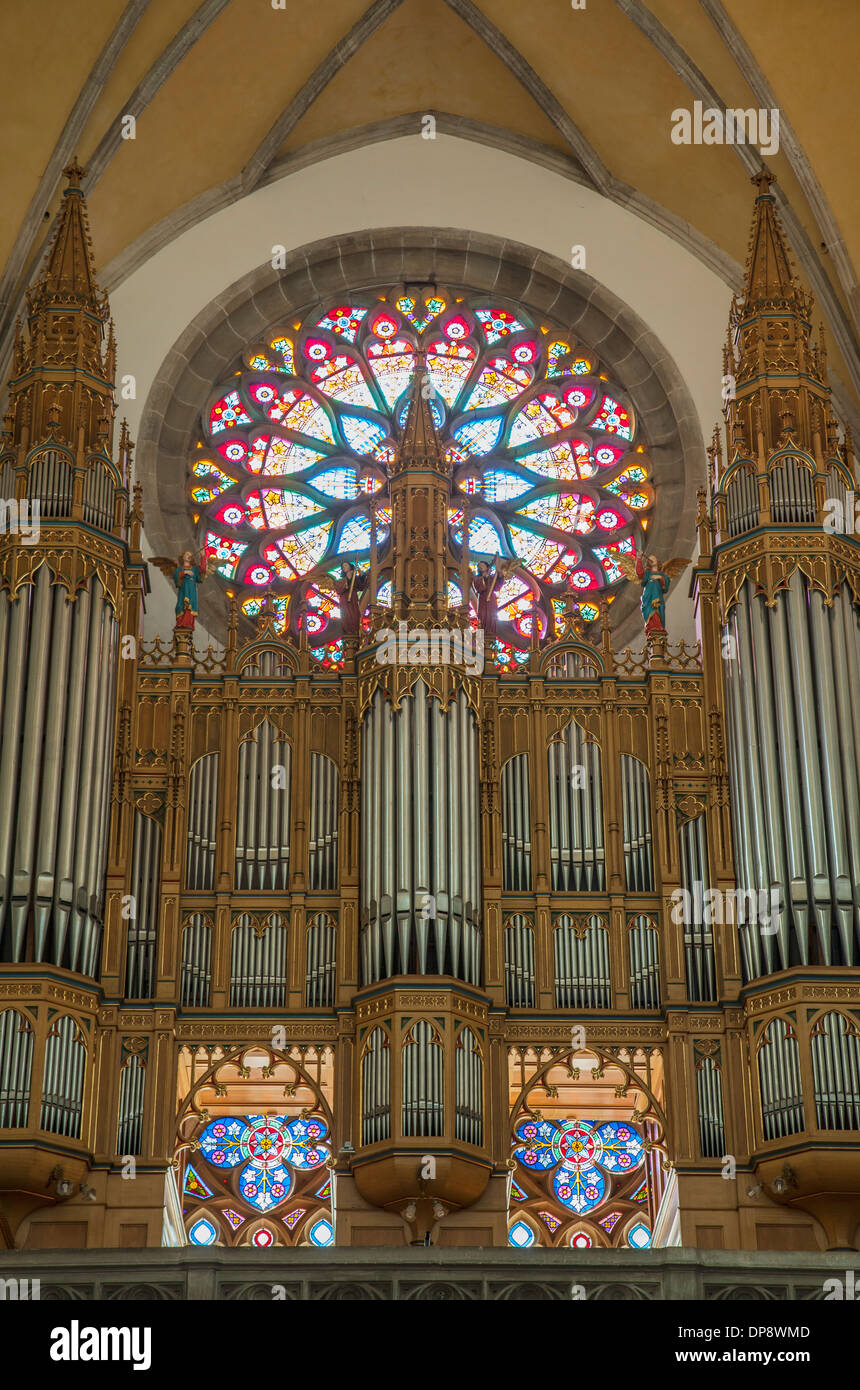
6,160 -> 115,457
389,364 -> 455,623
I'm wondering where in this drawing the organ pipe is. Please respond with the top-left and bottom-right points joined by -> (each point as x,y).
180,914 -> 212,1007
401,1021 -> 443,1137
678,815 -> 716,1001
39,1016 -> 85,1139
126,811 -> 162,998
501,753 -> 531,891
757,1019 -> 804,1140
305,912 -> 337,1007
553,916 -> 611,1008
235,722 -> 291,891
308,754 -> 338,891
186,754 -> 219,891
0,1009 -> 33,1128
724,574 -> 860,980
360,683 -> 481,985
548,723 -> 604,891
454,1027 -> 483,1146
504,914 -> 535,1007
0,571 -> 117,974
361,1028 -> 390,1145
810,1012 -> 860,1130
229,913 -> 287,1008
628,915 -> 660,1009
620,755 -> 654,892
695,1056 -> 726,1158
116,1055 -> 146,1155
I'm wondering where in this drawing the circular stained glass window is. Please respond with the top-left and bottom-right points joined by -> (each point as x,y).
190,290 -> 653,647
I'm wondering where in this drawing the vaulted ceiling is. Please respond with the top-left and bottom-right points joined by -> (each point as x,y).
2,0 -> 858,404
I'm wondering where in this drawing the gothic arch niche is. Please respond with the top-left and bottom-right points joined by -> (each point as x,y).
507,1044 -> 667,1250
175,1043 -> 334,1248
137,231 -> 702,649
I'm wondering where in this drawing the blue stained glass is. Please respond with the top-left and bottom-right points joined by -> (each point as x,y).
510,1178 -> 528,1202
308,1218 -> 334,1247
340,414 -> 387,455
508,1220 -> 536,1248
513,1117 -> 559,1170
336,514 -> 389,553
553,1162 -> 605,1213
309,468 -> 361,500
199,1117 -> 247,1168
627,1221 -> 652,1249
476,470 -> 532,503
594,1121 -> 645,1173
285,1114 -> 329,1170
188,1217 -> 218,1246
455,514 -> 505,557
238,1158 -> 292,1212
452,416 -> 503,456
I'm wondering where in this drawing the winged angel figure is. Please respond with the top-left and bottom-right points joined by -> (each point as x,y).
148,549 -> 208,630
616,551 -> 689,635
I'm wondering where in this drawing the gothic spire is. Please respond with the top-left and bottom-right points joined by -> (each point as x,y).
741,170 -> 797,308
28,159 -> 104,319
396,358 -> 444,472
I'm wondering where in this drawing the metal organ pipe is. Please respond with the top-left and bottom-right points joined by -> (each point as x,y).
548,724 -> 605,891
811,1012 -> 860,1130
361,1028 -> 390,1144
504,915 -> 535,1007
235,724 -> 290,892
40,1016 -> 85,1139
359,683 -> 481,985
0,1009 -> 33,1128
620,755 -> 654,891
501,753 -> 531,891
757,1019 -> 804,1140
116,1056 -> 146,1155
0,573 -> 116,974
180,914 -> 212,1007
678,815 -> 716,1001
628,915 -> 660,1009
455,1027 -> 483,1146
186,755 -> 219,892
553,916 -> 611,1009
305,912 -> 337,1007
695,1057 -> 726,1158
724,573 -> 860,981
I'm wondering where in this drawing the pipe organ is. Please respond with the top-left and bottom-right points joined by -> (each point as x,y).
1,166 -> 859,1257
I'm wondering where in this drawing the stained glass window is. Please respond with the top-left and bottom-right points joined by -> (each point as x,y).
191,291 -> 652,644
188,1112 -> 332,1240
512,1116 -> 649,1245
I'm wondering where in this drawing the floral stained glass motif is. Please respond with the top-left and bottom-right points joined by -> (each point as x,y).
197,1113 -> 330,1215
513,1116 -> 647,1227
192,292 -> 651,643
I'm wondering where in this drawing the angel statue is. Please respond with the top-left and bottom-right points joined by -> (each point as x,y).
333,560 -> 368,636
471,555 -> 514,638
617,551 -> 689,635
148,549 -> 208,630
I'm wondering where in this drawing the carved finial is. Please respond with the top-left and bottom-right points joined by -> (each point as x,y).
63,158 -> 87,190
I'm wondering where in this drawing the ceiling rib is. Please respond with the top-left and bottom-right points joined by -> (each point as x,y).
612,0 -> 860,399
442,0 -> 611,194
0,0 -> 152,345
239,0 -> 408,195
699,0 -> 860,337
